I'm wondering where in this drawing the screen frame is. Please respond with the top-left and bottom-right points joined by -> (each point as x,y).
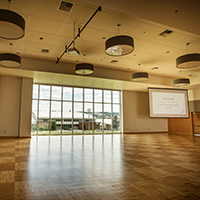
148,87 -> 190,118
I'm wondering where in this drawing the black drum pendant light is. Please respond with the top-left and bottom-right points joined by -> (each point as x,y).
131,72 -> 149,81
0,9 -> 25,40
173,78 -> 190,87
176,53 -> 200,69
75,63 -> 94,75
105,24 -> 134,56
0,53 -> 21,68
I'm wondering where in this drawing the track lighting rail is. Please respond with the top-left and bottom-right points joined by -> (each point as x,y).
56,6 -> 101,64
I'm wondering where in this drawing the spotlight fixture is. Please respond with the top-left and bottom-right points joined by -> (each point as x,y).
176,53 -> 200,69
0,53 -> 21,68
75,63 -> 94,75
68,47 -> 80,56
131,72 -> 149,81
173,78 -> 190,87
105,24 -> 134,56
0,9 -> 25,40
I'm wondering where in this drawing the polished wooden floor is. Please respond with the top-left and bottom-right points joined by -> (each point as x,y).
0,133 -> 200,200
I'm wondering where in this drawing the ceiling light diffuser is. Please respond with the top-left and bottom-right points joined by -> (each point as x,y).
0,53 -> 21,68
176,53 -> 200,69
131,72 -> 149,81
173,78 -> 190,87
0,9 -> 25,40
105,35 -> 134,56
75,63 -> 94,75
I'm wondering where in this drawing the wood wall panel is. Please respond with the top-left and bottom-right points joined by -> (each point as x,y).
193,112 -> 200,134
194,126 -> 200,133
193,113 -> 200,125
168,112 -> 193,135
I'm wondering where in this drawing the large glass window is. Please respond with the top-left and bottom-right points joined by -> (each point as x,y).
52,86 -> 62,100
63,102 -> 72,134
113,104 -> 120,133
84,103 -> 93,134
104,104 -> 112,133
74,88 -> 83,101
38,100 -> 50,134
63,87 -> 72,101
50,101 -> 61,134
31,85 -> 121,135
31,100 -> 38,134
94,103 -> 102,133
40,85 -> 50,100
73,102 -> 83,134
94,89 -> 102,102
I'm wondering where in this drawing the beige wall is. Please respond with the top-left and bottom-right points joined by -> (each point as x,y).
188,89 -> 200,112
123,90 -> 168,133
0,76 -> 33,137
193,89 -> 200,100
19,77 -> 33,137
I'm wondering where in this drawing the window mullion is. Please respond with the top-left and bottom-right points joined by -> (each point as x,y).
102,90 -> 104,134
37,84 -> 40,135
72,87 -> 74,135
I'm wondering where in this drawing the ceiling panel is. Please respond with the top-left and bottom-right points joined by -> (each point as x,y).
127,21 -> 165,41
0,0 -> 200,91
30,0 -> 71,22
28,16 -> 64,35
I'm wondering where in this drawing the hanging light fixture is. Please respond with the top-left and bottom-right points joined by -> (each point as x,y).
0,53 -> 21,68
75,54 -> 94,75
176,53 -> 200,69
75,63 -> 94,75
105,24 -> 134,56
173,78 -> 190,87
0,8 -> 25,40
131,72 -> 149,81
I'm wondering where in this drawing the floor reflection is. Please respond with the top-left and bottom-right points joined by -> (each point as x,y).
0,133 -> 200,199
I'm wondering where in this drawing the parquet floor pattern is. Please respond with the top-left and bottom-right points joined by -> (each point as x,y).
0,133 -> 200,200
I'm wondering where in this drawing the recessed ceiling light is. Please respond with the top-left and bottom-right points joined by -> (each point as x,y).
159,29 -> 173,37
151,66 -> 159,70
41,49 -> 49,53
110,60 -> 118,63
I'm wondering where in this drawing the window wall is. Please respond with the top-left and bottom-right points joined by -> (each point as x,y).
31,84 -> 121,135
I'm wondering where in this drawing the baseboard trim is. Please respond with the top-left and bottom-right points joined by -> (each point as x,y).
0,136 -> 31,138
0,136 -> 18,138
168,132 -> 194,136
123,131 -> 168,134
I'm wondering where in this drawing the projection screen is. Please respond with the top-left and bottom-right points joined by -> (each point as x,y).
148,87 -> 189,118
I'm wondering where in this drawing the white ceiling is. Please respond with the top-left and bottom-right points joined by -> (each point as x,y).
0,0 -> 200,91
